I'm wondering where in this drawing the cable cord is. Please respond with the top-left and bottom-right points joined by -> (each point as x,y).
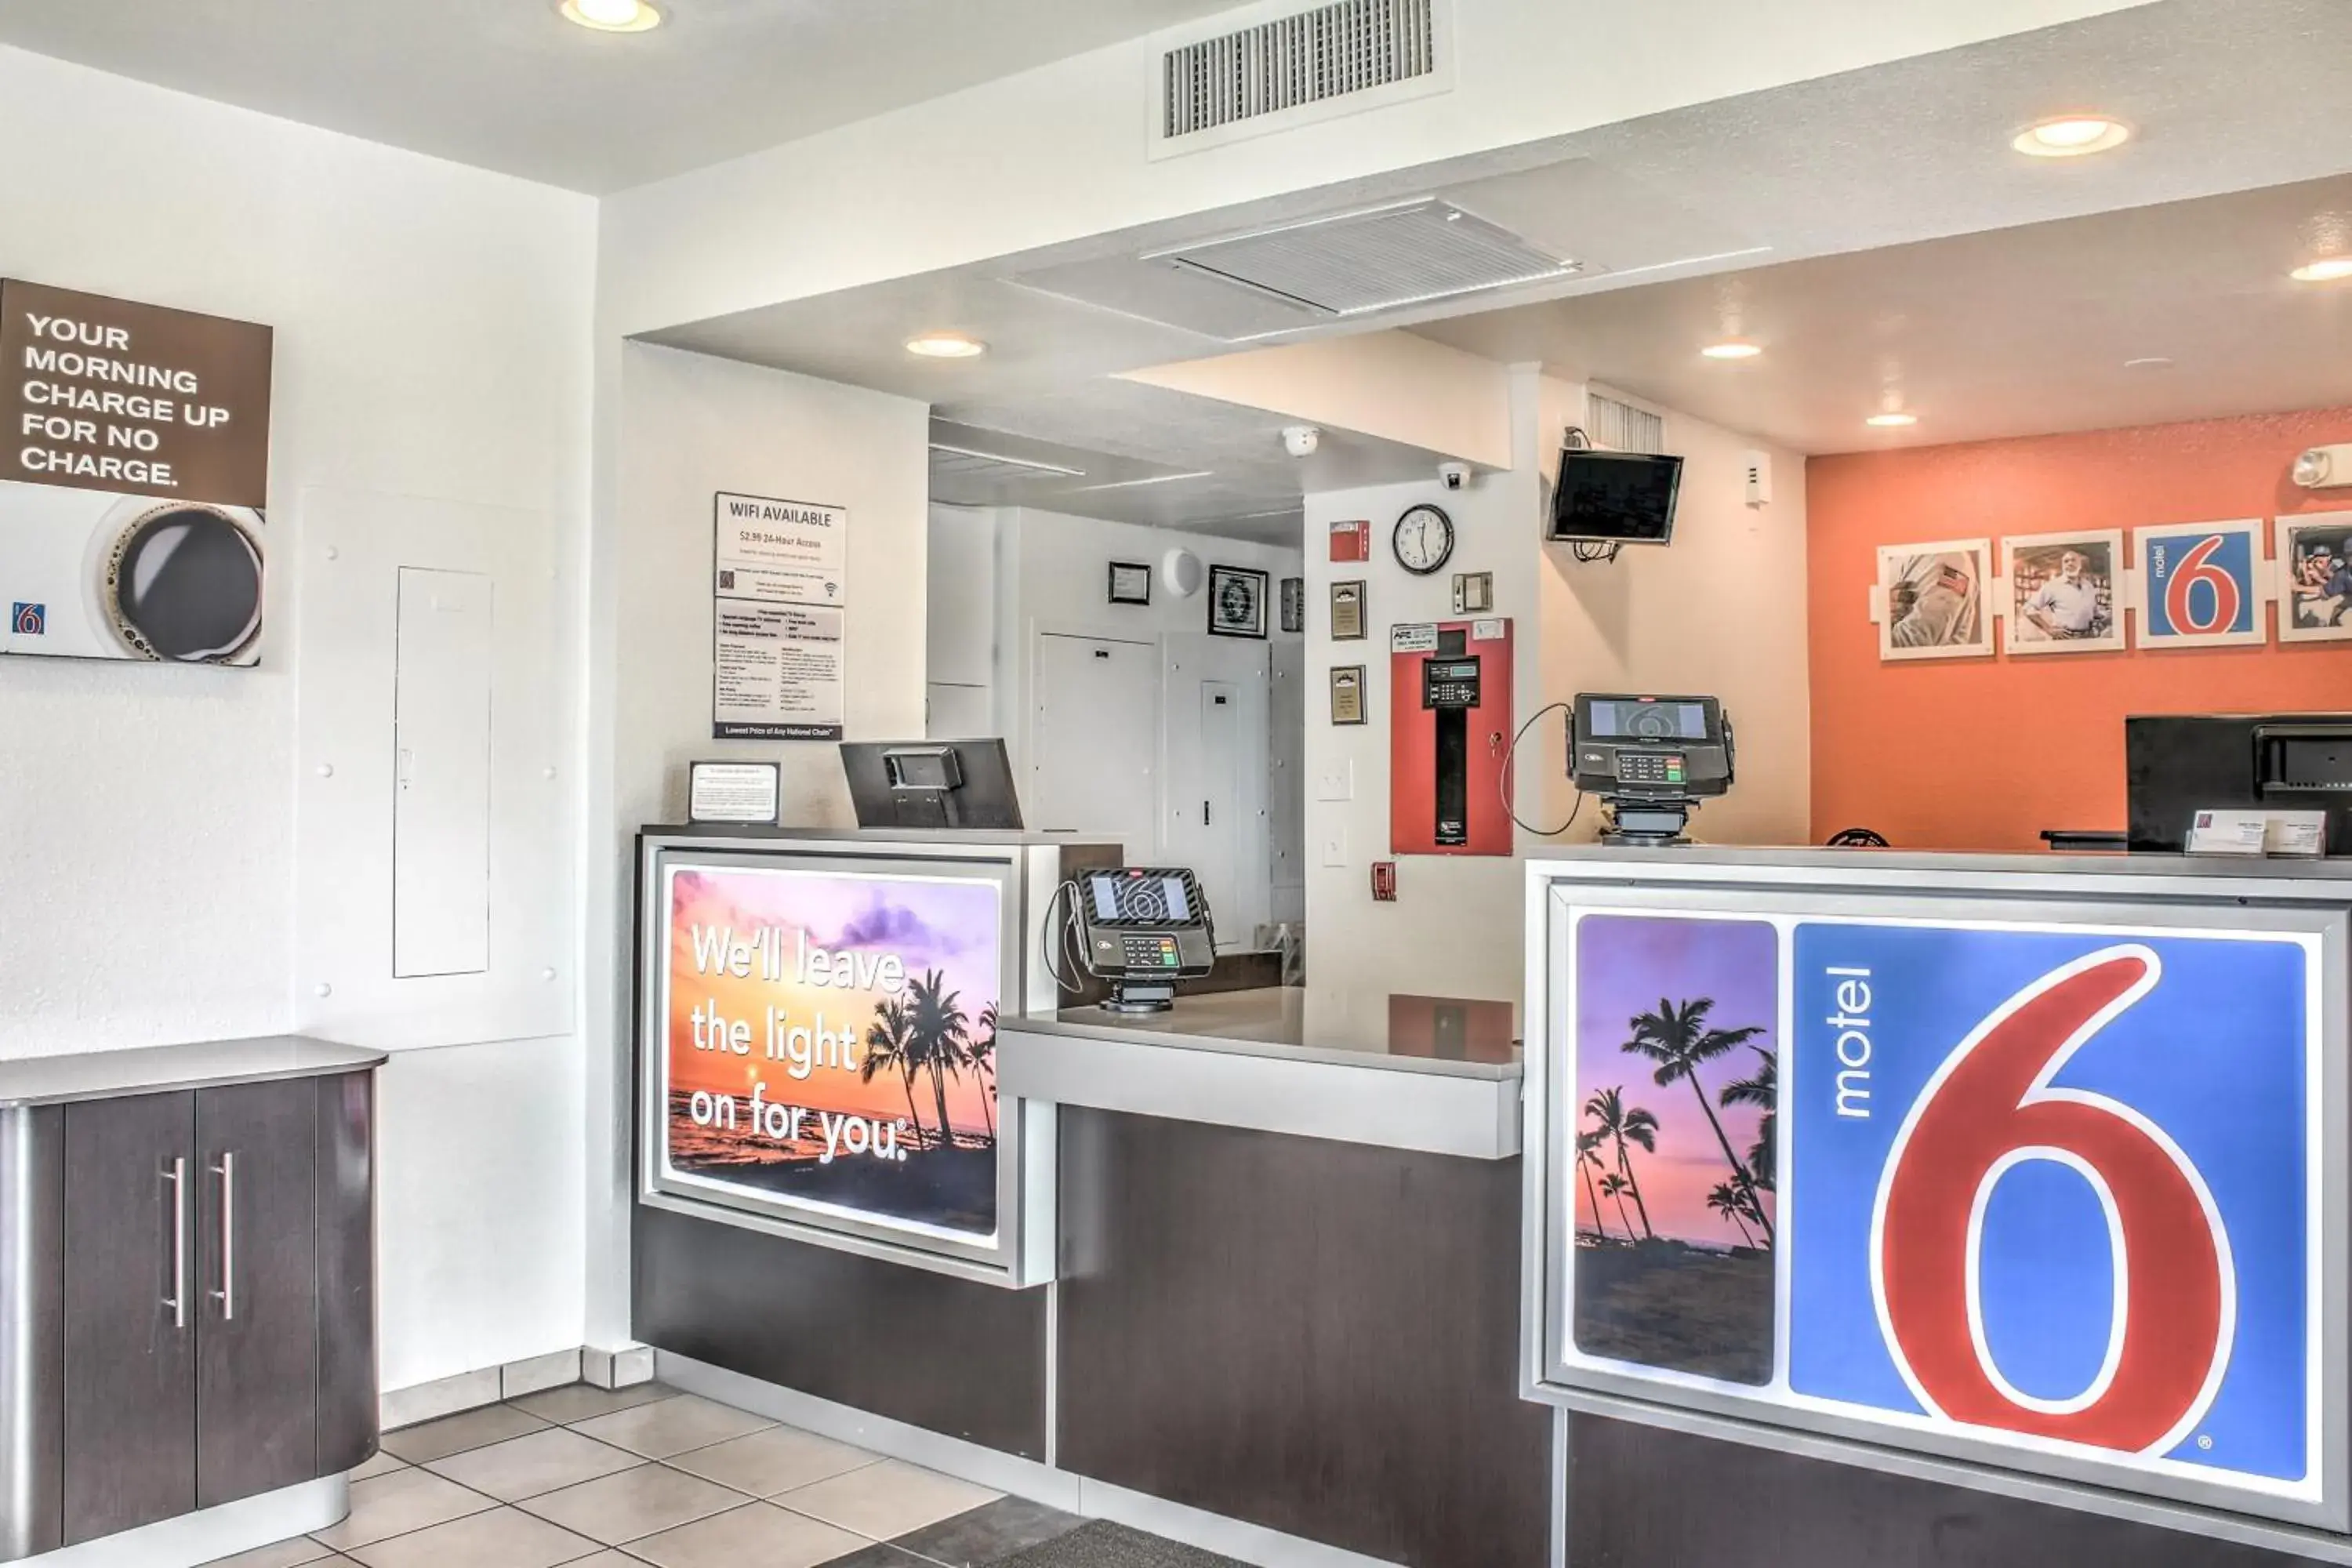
1037,880 -> 1079,994
1501,699 -> 1584,838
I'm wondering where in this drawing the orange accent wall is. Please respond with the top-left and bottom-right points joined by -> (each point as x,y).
1809,408 -> 2352,850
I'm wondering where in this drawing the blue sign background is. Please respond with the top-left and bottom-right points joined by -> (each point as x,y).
2142,528 -> 2258,638
1787,923 -> 2310,1482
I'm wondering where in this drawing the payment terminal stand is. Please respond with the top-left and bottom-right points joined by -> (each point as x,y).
1569,692 -> 1736,847
1065,866 -> 1218,1014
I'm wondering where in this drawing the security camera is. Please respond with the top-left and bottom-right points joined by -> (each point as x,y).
1282,425 -> 1321,459
1439,461 -> 1472,491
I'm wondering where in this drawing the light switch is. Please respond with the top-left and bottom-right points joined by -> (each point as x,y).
1321,828 -> 1349,868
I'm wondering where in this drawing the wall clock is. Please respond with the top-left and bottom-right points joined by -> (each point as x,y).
1393,503 -> 1455,576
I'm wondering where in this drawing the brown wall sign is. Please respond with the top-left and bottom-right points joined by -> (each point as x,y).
1,281 -> 274,665
2,279 -> 272,506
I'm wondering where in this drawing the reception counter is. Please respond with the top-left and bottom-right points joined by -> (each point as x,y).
634,831 -> 2352,1566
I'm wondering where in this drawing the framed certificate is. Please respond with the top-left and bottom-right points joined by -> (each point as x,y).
1330,665 -> 1366,725
687,760 -> 782,825
1330,579 -> 1367,641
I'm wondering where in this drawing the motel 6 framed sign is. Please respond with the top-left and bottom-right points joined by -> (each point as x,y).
1520,850 -> 2351,1552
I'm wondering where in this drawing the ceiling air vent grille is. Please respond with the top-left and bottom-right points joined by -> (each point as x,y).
1162,0 -> 1437,141
1586,393 -> 1665,456
1150,198 -> 1575,320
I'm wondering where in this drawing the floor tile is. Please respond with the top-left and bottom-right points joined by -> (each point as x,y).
379,1403 -> 550,1464
510,1381 -> 676,1425
775,1459 -> 999,1542
622,1501 -> 870,1568
517,1462 -> 750,1544
813,1547 -> 929,1568
342,1504 -> 602,1568
310,1468 -> 497,1551
662,1426 -> 880,1497
425,1425 -> 644,1502
884,1496 -> 1087,1566
200,1537 -> 336,1567
349,1450 -> 408,1481
569,1393 -> 773,1460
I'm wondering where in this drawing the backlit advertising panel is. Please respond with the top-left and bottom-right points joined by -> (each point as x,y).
644,855 -> 1008,1247
1534,889 -> 2341,1533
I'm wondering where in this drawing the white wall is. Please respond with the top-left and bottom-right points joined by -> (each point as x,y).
1300,368 -> 1810,1006
580,340 -> 931,1339
0,44 -> 597,1393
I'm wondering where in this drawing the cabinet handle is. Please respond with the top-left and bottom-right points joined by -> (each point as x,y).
211,1152 -> 236,1321
162,1156 -> 187,1330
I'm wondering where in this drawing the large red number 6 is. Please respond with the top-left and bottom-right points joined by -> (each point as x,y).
1872,946 -> 2232,1452
2163,535 -> 2241,637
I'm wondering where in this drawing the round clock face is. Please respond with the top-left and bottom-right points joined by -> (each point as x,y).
1393,503 -> 1455,575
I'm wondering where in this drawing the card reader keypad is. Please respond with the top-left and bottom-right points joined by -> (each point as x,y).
1120,934 -> 1184,969
1616,751 -> 1687,786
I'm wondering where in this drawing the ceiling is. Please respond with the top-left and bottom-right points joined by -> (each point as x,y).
648,0 -> 2352,534
0,0 -> 1238,192
1414,173 -> 2352,456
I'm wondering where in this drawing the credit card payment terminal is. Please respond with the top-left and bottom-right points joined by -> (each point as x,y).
1076,867 -> 1217,1014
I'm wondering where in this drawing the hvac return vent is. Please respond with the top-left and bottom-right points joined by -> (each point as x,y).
1148,198 -> 1577,320
1160,0 -> 1440,145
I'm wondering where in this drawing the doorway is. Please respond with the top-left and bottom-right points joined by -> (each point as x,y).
1161,634 -> 1271,947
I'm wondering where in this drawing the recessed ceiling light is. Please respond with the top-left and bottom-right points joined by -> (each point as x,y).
2012,115 -> 2132,158
1865,412 -> 1919,428
905,332 -> 987,359
1700,341 -> 1762,361
2291,258 -> 2352,283
561,0 -> 661,31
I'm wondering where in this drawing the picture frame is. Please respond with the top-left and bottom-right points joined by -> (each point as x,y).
1330,664 -> 1367,724
1108,561 -> 1152,606
687,760 -> 782,825
2135,519 -> 2267,650
1208,564 -> 1269,639
2000,529 -> 2125,655
1875,539 -> 1993,661
1330,579 -> 1367,641
2275,512 -> 2352,643
1279,575 -> 1305,634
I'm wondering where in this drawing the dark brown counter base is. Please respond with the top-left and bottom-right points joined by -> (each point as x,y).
632,1201 -> 1051,1461
1054,1108 -> 1551,1568
1569,1417 -> 2303,1568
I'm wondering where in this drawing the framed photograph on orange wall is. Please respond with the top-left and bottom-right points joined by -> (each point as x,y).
1874,539 -> 1992,661
2277,513 -> 2352,643
2001,529 -> 2125,654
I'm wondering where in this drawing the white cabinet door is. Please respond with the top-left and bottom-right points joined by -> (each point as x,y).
1029,632 -> 1158,863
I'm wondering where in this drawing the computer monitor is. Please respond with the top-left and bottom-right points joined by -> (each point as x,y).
840,739 -> 1025,831
2126,713 -> 2352,853
1549,449 -> 1683,545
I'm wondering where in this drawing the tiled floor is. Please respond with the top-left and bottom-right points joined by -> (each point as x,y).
201,1385 -> 1093,1568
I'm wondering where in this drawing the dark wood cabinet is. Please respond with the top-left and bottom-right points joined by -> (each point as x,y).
4,1050 -> 381,1563
195,1080 -> 321,1509
61,1091 -> 198,1544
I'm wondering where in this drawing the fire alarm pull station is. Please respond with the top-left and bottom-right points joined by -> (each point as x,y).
1390,618 -> 1513,855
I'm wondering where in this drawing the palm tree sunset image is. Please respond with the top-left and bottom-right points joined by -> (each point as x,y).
661,866 -> 1004,1239
1571,913 -> 1779,1385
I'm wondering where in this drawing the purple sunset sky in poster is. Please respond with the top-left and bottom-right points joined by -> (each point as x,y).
1575,913 -> 1778,1246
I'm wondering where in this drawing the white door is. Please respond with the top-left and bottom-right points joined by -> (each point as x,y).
1029,631 -> 1158,862
1162,637 -> 1270,946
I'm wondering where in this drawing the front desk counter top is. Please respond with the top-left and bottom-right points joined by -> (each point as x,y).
997,985 -> 1524,1160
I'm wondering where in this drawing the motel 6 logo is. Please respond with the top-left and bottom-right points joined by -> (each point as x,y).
1791,923 -> 2310,1484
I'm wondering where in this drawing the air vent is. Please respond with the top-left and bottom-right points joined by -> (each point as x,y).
928,444 -> 1086,485
1149,198 -> 1576,320
1586,393 -> 1664,456
1162,0 -> 1437,141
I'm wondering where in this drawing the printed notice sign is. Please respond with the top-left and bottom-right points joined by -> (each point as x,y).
715,601 -> 845,740
0,279 -> 274,666
713,492 -> 848,739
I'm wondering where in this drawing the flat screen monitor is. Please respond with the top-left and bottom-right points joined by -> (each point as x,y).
2126,713 -> 2352,854
1579,695 -> 1720,744
840,739 -> 1024,831
1550,449 -> 1683,545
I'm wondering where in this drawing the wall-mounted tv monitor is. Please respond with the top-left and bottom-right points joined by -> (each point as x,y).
1548,449 -> 1683,545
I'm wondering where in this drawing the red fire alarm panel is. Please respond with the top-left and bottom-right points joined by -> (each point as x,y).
1389,618 -> 1512,856
1329,519 -> 1370,562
